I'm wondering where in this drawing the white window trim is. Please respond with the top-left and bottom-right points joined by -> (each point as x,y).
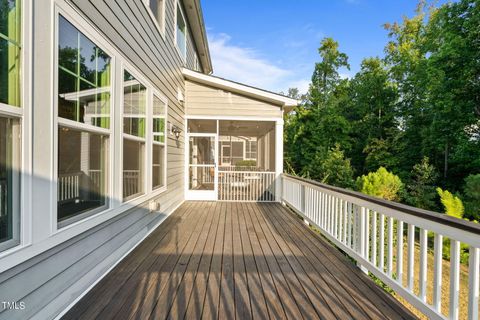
141,0 -> 166,39
151,91 -> 168,192
53,6 -> 116,231
0,0 -> 32,255
174,0 -> 187,63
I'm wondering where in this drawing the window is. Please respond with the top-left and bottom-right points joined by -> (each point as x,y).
145,0 -> 165,35
57,15 -> 111,225
0,117 -> 20,249
123,70 -> 146,200
245,140 -> 257,160
152,95 -> 166,189
0,0 -> 21,108
0,0 -> 21,250
175,2 -> 186,60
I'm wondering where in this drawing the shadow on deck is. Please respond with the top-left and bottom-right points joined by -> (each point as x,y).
62,201 -> 416,320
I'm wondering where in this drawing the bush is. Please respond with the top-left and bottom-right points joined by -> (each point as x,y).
236,160 -> 256,167
436,187 -> 464,219
356,167 -> 403,201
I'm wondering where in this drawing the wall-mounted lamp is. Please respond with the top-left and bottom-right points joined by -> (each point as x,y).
171,125 -> 181,139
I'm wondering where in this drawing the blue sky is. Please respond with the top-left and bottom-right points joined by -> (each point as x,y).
201,0 -> 447,94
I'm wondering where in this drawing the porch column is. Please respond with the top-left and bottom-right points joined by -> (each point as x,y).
275,119 -> 284,202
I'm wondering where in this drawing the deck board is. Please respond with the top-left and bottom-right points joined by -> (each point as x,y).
63,201 -> 417,320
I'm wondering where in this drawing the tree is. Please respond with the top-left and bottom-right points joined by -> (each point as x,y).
310,37 -> 350,107
344,58 -> 399,174
406,157 -> 438,210
436,187 -> 464,219
303,144 -> 354,188
356,167 -> 403,201
463,174 -> 480,221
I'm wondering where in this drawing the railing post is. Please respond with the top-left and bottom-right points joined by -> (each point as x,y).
275,119 -> 283,202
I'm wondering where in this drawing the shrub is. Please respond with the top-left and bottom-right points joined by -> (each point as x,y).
356,167 -> 403,201
436,187 -> 464,219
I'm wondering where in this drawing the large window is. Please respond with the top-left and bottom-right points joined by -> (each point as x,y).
0,0 -> 21,250
152,95 -> 166,189
175,2 -> 186,60
123,70 -> 146,200
57,15 -> 111,225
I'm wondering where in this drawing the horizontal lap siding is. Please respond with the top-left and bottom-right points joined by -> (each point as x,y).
0,0 -> 196,319
185,81 -> 284,118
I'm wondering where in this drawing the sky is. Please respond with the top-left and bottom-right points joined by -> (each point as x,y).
201,0 -> 447,95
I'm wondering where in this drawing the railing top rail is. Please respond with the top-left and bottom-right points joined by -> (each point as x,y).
283,173 -> 480,235
221,171 -> 276,174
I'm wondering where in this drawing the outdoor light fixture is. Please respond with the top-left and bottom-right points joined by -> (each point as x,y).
171,125 -> 181,139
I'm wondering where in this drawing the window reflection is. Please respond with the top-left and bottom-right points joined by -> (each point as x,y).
57,126 -> 108,223
0,0 -> 21,107
58,15 -> 111,129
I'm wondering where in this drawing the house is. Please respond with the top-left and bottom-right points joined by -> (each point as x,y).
1,1 -> 479,320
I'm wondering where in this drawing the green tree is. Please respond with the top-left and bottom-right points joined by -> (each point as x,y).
356,167 -> 404,201
303,144 -> 354,188
436,187 -> 464,219
406,157 -> 438,210
463,174 -> 480,221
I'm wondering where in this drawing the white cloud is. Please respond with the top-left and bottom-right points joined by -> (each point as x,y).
208,33 -> 310,94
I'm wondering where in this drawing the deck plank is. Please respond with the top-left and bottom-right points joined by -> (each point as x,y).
64,201 -> 416,320
236,202 -> 269,320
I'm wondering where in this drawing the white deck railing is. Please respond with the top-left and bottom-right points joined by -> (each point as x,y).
282,174 -> 480,320
219,171 -> 276,202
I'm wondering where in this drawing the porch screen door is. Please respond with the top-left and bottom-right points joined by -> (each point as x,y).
187,134 -> 217,200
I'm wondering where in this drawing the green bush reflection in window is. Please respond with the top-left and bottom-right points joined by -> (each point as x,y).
58,15 -> 111,129
0,0 -> 21,107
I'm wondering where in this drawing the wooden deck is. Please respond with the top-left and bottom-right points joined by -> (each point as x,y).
63,202 -> 416,320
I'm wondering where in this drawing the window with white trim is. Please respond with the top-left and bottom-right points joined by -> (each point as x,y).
245,139 -> 257,160
123,70 -> 146,200
145,0 -> 165,35
57,15 -> 111,225
175,2 -> 187,61
152,95 -> 166,189
0,0 -> 21,250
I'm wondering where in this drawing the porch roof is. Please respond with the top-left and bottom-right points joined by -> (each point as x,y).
183,68 -> 299,111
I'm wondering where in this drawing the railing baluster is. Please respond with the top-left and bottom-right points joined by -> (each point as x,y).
352,205 -> 357,251
371,211 -> 377,266
450,239 -> 460,320
343,200 -> 348,245
397,221 -> 404,284
387,216 -> 394,276
433,233 -> 443,312
419,228 -> 428,301
379,213 -> 385,271
468,246 -> 479,320
347,202 -> 352,248
407,224 -> 415,291
365,209 -> 370,261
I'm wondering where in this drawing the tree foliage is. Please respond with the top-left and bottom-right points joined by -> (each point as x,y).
356,167 -> 404,201
284,0 -> 480,221
463,174 -> 480,221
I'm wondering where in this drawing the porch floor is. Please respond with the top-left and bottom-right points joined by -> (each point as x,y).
63,202 -> 415,320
